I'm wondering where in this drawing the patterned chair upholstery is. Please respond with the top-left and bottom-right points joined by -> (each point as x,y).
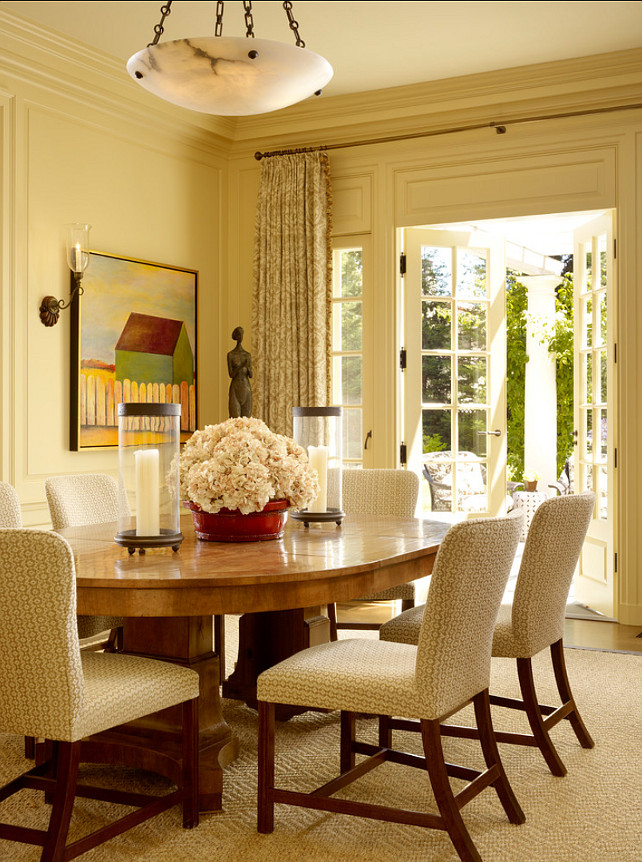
45,474 -> 125,641
380,492 -> 596,777
330,469 -> 420,638
256,512 -> 525,859
0,528 -> 200,858
0,480 -> 21,527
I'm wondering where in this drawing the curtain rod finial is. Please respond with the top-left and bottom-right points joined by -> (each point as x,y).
255,151 -> 264,161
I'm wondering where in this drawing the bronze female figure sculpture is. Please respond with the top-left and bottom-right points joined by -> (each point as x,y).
227,326 -> 253,418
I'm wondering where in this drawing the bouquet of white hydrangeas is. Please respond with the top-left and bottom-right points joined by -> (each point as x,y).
178,417 -> 319,515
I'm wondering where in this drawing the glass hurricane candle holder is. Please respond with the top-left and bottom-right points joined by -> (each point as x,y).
291,406 -> 344,527
115,402 -> 183,554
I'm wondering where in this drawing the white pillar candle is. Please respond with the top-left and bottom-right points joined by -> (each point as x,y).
73,243 -> 82,272
307,445 -> 329,513
135,448 -> 160,535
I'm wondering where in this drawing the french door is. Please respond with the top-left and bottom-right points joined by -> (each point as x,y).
402,228 -> 507,516
572,213 -> 616,617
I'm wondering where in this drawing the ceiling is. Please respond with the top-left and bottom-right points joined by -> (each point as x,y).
2,1 -> 642,98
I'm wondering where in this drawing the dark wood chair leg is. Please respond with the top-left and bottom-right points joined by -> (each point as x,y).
401,598 -> 415,612
517,656 -> 567,777
473,690 -> 525,825
378,714 -> 392,748
41,741 -> 80,862
182,698 -> 199,829
340,711 -> 356,773
214,615 -> 226,685
327,603 -> 338,642
24,736 -> 35,759
257,701 -> 275,834
420,718 -> 483,862
550,639 -> 594,749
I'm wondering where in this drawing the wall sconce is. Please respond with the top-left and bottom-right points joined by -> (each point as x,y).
39,223 -> 92,327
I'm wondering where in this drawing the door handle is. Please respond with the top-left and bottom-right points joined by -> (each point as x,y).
477,429 -> 501,437
364,430 -> 372,450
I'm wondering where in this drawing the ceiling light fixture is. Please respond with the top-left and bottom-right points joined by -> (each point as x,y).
127,0 -> 333,116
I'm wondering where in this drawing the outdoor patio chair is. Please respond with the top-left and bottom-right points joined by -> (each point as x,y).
548,457 -> 574,495
256,511 -> 525,862
379,492 -> 596,777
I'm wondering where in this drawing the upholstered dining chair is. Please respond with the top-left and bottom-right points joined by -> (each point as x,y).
45,473 -> 125,648
328,468 -> 421,639
380,492 -> 596,778
257,511 -> 525,862
0,528 -> 199,860
0,479 -> 22,527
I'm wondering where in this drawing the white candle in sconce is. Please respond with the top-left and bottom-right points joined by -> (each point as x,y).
307,445 -> 329,513
73,243 -> 82,272
134,448 -> 160,536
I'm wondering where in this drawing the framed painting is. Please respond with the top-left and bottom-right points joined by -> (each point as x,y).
70,251 -> 198,450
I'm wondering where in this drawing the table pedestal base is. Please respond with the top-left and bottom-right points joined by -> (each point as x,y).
80,616 -> 237,812
223,607 -> 330,719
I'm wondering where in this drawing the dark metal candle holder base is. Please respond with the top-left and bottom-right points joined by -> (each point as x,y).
114,529 -> 184,555
290,508 -> 345,528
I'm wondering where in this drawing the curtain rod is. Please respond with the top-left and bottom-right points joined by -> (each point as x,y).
254,101 -> 642,160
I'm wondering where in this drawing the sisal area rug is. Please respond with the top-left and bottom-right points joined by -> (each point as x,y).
1,624 -> 640,861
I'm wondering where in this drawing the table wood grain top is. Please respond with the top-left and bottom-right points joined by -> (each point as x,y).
63,513 -> 448,617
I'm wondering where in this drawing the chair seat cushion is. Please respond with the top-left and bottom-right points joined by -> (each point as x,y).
257,638 -> 444,720
357,582 -> 415,602
71,652 -> 200,741
379,603 -> 424,644
491,604 -> 546,659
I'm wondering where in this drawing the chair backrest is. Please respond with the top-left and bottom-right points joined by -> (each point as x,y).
45,473 -> 123,529
0,481 -> 22,527
342,469 -> 419,517
415,510 -> 523,720
0,529 -> 84,739
510,492 -> 595,656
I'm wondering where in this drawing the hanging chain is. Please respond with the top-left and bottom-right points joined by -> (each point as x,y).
243,0 -> 255,37
215,0 -> 224,36
282,1 -> 305,47
148,0 -> 173,47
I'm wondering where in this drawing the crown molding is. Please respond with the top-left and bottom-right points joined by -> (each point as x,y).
229,47 -> 642,152
0,8 -> 233,158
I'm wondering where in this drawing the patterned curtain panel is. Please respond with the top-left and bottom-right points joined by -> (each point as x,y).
252,152 -> 332,436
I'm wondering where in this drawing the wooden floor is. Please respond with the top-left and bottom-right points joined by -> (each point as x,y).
336,601 -> 642,653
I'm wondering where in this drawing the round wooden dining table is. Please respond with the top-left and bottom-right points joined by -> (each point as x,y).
63,513 -> 447,811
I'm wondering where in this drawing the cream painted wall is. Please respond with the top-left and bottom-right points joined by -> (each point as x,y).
0,12 -> 228,526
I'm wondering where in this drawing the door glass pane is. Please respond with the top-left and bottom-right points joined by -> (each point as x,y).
339,302 -> 362,350
423,409 -> 451,453
585,409 -> 593,456
585,247 -> 593,290
421,247 -> 452,296
457,356 -> 487,404
343,408 -> 362,460
457,302 -> 487,350
599,409 -> 607,459
333,355 -> 362,405
599,236 -> 607,288
422,300 -> 451,350
583,463 -> 593,491
598,293 -> 607,346
583,296 -> 593,348
456,249 -> 487,298
585,353 -> 593,404
458,408 -> 487,456
423,457 -> 453,512
422,355 -> 451,403
456,456 -> 487,513
599,349 -> 607,403
339,249 -> 362,297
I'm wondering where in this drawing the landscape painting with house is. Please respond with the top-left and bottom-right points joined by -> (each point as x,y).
72,252 -> 197,449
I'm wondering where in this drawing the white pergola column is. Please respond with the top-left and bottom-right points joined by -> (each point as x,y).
521,276 -> 560,489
